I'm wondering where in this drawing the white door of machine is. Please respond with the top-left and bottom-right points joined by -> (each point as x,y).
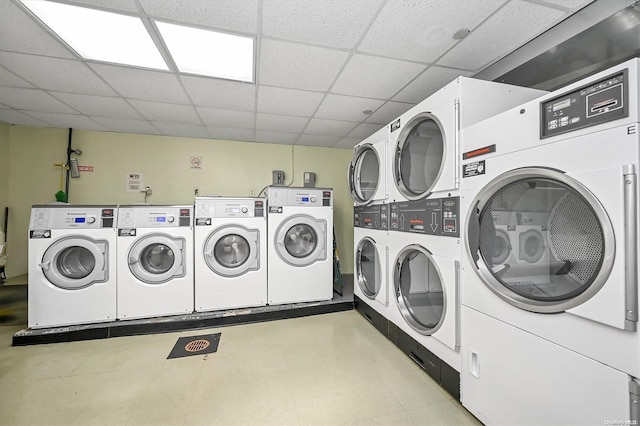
349,141 -> 386,205
392,244 -> 458,351
392,113 -> 454,200
274,214 -> 326,267
356,236 -> 387,306
466,167 -> 635,331
40,236 -> 108,289
128,234 -> 186,284
204,225 -> 259,277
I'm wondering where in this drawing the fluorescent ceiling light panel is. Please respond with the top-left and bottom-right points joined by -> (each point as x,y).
20,0 -> 168,70
156,22 -> 254,83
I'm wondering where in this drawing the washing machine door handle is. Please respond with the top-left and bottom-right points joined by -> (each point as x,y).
38,260 -> 51,271
468,201 -> 481,267
128,257 -> 140,265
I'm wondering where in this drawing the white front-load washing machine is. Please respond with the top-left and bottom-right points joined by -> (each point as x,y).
28,205 -> 117,328
194,196 -> 267,312
459,59 -> 640,425
266,187 -> 333,305
387,196 -> 462,373
348,126 -> 389,206
353,203 -> 389,318
117,205 -> 194,320
387,76 -> 546,203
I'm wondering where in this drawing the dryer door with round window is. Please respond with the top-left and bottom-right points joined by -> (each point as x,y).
275,215 -> 326,267
356,237 -> 386,305
128,234 -> 186,284
467,168 -> 618,323
393,244 -> 458,350
204,225 -> 259,277
393,113 -> 454,200
349,144 -> 382,205
40,236 -> 108,289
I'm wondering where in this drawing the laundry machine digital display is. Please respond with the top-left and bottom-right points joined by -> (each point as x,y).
389,196 -> 459,237
353,204 -> 389,230
541,69 -> 629,138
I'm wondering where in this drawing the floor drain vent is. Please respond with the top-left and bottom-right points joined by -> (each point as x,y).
185,339 -> 211,352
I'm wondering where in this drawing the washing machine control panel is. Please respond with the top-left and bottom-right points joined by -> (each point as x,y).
267,188 -> 333,208
354,204 -> 389,230
117,206 -> 192,228
390,196 -> 459,237
194,198 -> 264,225
29,206 -> 117,231
541,68 -> 629,138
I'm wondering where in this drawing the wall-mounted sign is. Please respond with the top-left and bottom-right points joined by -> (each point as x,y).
126,172 -> 144,192
190,156 -> 202,169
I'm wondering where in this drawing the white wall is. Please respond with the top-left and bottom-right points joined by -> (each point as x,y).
5,125 -> 355,277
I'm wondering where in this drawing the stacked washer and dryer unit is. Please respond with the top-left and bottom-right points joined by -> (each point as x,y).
459,59 -> 640,425
350,126 -> 391,332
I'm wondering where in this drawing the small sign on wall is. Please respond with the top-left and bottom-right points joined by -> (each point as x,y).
78,165 -> 94,172
190,156 -> 202,169
126,172 -> 144,192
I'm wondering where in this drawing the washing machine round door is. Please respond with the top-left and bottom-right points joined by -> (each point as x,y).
40,236 -> 107,289
393,113 -> 445,200
393,244 -> 445,335
349,144 -> 380,205
466,167 -> 615,313
128,234 -> 185,284
356,237 -> 381,299
275,215 -> 326,267
204,225 -> 259,277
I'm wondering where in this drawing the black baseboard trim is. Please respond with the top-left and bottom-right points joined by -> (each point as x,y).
13,298 -> 354,346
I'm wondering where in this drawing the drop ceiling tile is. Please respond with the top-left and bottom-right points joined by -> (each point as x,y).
0,87 -> 78,113
539,0 -> 593,10
365,101 -> 414,125
254,130 -> 299,145
296,134 -> 341,147
139,0 -> 259,34
393,66 -> 473,103
0,52 -> 116,95
259,39 -> 349,91
347,123 -> 385,140
331,54 -> 425,99
0,108 -> 49,126
304,118 -> 359,137
197,107 -> 255,128
262,0 -> 382,48
51,92 -> 142,118
66,0 -> 140,13
257,86 -> 324,117
153,122 -> 209,139
0,1 -> 74,58
90,117 -> 161,135
315,94 -> 385,122
439,1 -> 566,71
26,111 -> 107,131
256,113 -> 309,133
90,64 -> 190,103
0,66 -> 34,88
206,127 -> 255,142
129,100 -> 201,124
334,137 -> 361,149
358,0 -> 505,62
181,76 -> 256,111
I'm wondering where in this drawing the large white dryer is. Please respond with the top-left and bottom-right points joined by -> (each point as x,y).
28,205 -> 117,328
353,203 -> 389,318
387,76 -> 546,203
460,59 -> 640,425
117,205 -> 194,320
387,197 -> 462,372
194,196 -> 267,312
266,187 -> 333,305
348,126 -> 389,206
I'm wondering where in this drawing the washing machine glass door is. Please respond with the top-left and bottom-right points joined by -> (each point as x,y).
349,144 -> 380,205
467,168 -> 615,313
394,113 -> 445,200
356,237 -> 381,299
276,215 -> 326,267
393,244 -> 445,335
128,234 -> 185,284
40,236 -> 107,289
204,225 -> 259,277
